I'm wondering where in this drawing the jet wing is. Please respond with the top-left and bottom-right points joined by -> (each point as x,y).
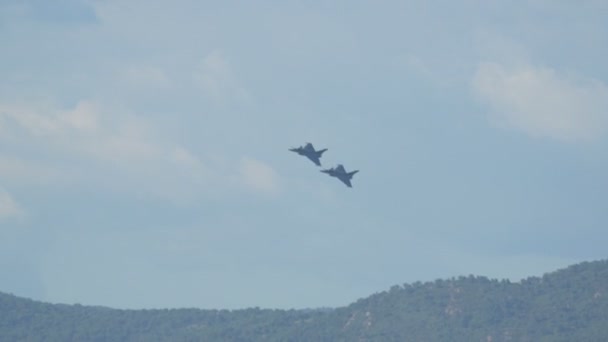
335,164 -> 346,173
338,176 -> 352,188
306,155 -> 322,166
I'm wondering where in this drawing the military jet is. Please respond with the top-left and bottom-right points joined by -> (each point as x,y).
321,164 -> 359,188
289,142 -> 328,166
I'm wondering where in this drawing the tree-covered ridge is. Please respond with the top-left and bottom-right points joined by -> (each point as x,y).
329,259 -> 608,341
1,260 -> 607,341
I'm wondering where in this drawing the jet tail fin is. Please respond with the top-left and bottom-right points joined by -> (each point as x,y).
317,148 -> 328,156
348,170 -> 359,177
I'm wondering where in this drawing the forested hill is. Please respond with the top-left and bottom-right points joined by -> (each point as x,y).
1,260 -> 608,341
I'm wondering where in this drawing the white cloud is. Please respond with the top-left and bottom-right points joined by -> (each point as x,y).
84,117 -> 161,163
0,100 -> 98,139
238,157 -> 281,196
194,50 -> 252,104
0,100 -> 162,162
123,65 -> 170,88
0,100 -> 212,199
0,189 -> 24,221
172,146 -> 205,169
0,103 -> 62,138
472,62 -> 608,142
169,146 -> 211,186
0,99 -> 282,202
59,101 -> 99,132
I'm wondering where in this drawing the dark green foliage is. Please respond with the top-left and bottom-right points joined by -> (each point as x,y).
1,260 -> 608,341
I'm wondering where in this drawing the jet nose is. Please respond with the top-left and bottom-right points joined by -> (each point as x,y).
320,169 -> 329,173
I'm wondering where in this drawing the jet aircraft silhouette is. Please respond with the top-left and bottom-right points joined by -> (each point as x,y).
289,142 -> 328,166
321,164 -> 359,188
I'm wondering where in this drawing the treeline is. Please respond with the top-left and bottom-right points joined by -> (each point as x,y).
1,260 -> 607,341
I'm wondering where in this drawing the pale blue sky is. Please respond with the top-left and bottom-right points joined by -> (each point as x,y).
1,0 -> 607,309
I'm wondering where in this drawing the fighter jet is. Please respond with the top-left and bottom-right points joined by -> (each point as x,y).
321,164 -> 359,188
289,142 -> 328,166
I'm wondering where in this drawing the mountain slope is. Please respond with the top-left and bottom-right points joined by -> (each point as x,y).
1,260 -> 607,341
319,260 -> 608,341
